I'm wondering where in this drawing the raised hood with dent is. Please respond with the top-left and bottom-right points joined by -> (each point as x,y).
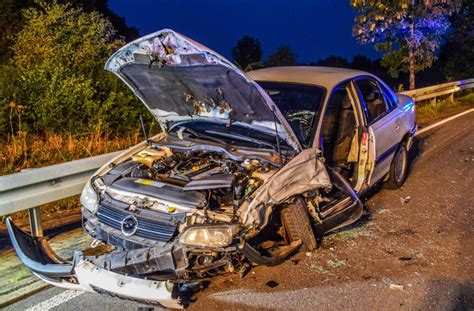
105,29 -> 301,152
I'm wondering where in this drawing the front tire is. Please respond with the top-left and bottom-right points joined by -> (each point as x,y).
281,201 -> 318,251
385,143 -> 408,190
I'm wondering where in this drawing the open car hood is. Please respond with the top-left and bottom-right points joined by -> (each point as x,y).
105,29 -> 301,152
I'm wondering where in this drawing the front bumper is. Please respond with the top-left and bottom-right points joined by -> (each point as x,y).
6,218 -> 183,309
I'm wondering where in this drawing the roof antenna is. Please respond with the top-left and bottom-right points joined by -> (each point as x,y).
139,114 -> 150,144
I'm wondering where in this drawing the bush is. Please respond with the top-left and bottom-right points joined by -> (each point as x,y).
0,2 -> 151,137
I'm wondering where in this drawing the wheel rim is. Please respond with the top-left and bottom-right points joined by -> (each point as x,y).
394,147 -> 407,184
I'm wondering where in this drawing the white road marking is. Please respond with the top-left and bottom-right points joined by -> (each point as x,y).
415,108 -> 473,136
25,290 -> 84,311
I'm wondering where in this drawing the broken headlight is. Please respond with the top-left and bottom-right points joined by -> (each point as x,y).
179,224 -> 239,248
80,180 -> 99,214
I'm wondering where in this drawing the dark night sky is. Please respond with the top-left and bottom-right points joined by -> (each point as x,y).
109,0 -> 381,64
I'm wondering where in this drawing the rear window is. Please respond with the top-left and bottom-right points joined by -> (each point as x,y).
257,81 -> 326,147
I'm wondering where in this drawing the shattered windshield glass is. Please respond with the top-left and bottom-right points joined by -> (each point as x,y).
257,82 -> 326,147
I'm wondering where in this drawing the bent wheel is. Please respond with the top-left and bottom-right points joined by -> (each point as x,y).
281,202 -> 318,251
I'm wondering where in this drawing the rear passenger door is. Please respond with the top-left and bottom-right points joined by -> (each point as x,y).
354,77 -> 401,186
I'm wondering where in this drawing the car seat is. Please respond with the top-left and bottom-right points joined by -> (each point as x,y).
333,95 -> 356,165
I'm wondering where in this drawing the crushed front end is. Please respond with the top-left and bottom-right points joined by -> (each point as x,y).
6,137 -> 290,308
6,28 -> 364,308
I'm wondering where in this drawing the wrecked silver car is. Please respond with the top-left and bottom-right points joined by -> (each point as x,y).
7,29 -> 416,308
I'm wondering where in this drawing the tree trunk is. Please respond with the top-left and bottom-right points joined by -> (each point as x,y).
409,49 -> 416,90
409,5 -> 416,90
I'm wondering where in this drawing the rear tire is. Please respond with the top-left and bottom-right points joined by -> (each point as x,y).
385,143 -> 408,190
281,201 -> 318,251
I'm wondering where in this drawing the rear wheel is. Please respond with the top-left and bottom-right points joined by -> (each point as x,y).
281,201 -> 318,251
385,143 -> 408,190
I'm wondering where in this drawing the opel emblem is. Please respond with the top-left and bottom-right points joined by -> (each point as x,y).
121,215 -> 138,236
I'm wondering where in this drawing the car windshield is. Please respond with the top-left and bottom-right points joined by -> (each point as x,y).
257,82 -> 326,147
168,120 -> 293,151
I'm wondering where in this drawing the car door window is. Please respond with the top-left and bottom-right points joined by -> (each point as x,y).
379,83 -> 398,109
355,78 -> 388,123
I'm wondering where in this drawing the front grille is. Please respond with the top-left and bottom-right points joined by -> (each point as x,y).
96,204 -> 177,243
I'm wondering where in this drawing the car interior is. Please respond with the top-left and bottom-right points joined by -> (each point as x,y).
355,78 -> 387,123
319,83 -> 359,181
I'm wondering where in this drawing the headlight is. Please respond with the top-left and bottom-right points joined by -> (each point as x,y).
179,225 -> 239,248
80,180 -> 98,213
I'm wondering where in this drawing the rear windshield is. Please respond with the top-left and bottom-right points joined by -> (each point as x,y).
257,82 -> 326,147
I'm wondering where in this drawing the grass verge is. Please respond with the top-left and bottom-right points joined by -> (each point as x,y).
415,91 -> 474,126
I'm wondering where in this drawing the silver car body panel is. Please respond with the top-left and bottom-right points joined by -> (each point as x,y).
367,93 -> 415,185
239,147 -> 332,228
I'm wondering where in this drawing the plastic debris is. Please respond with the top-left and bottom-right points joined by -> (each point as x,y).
382,277 -> 405,291
400,196 -> 411,204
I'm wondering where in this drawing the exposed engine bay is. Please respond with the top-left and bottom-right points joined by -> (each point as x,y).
77,141 -> 362,286
98,145 -> 278,222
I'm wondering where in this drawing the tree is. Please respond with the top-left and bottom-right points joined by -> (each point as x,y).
266,45 -> 297,67
0,0 -> 138,63
231,35 -> 263,70
316,56 -> 350,68
351,0 -> 460,89
66,0 -> 139,41
439,0 -> 474,80
1,2 -> 144,135
0,0 -> 35,62
351,54 -> 374,70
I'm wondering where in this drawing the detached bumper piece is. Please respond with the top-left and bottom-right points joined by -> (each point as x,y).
6,218 -> 183,309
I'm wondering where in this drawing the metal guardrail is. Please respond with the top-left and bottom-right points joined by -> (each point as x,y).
0,151 -> 120,235
0,79 -> 473,236
400,78 -> 474,103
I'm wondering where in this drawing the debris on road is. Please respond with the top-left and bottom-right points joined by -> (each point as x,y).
400,196 -> 411,204
382,277 -> 405,291
265,280 -> 279,288
327,259 -> 347,268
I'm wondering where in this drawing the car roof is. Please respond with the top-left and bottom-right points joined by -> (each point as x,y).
247,66 -> 373,90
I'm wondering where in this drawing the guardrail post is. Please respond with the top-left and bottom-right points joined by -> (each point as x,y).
28,206 -> 43,237
449,93 -> 454,103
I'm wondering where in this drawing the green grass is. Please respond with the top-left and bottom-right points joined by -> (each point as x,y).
415,92 -> 474,126
8,268 -> 32,283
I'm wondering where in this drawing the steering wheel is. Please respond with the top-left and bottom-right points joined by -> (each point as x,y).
286,110 -> 314,142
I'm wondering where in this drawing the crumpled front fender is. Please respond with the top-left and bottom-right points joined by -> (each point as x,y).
6,218 -> 182,309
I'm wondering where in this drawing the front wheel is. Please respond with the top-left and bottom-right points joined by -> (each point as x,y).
281,201 -> 318,251
385,143 -> 408,190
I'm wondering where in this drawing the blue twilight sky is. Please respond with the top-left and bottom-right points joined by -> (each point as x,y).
109,0 -> 381,64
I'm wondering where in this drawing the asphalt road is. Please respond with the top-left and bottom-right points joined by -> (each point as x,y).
6,112 -> 474,311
